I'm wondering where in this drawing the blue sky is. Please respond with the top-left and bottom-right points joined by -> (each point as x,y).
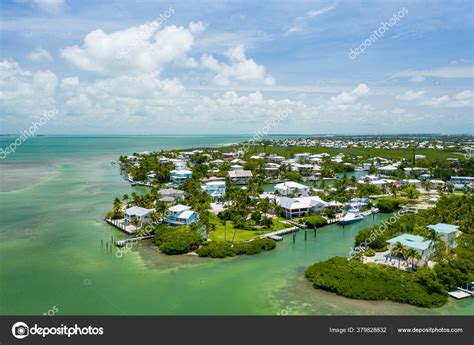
0,0 -> 473,134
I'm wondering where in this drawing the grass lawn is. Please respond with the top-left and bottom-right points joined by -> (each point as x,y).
208,215 -> 290,242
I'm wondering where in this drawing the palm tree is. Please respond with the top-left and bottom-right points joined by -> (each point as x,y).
130,215 -> 141,229
221,218 -> 227,242
426,229 -> 442,259
155,201 -> 168,222
405,248 -> 421,269
353,251 -> 365,263
390,242 -> 406,269
122,194 -> 129,203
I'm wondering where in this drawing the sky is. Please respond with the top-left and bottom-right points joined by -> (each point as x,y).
0,0 -> 473,135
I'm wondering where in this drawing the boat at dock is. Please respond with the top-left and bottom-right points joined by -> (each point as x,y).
338,212 -> 363,225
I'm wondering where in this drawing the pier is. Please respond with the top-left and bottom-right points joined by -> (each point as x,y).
261,226 -> 299,241
106,218 -> 137,234
448,290 -> 471,299
115,235 -> 154,247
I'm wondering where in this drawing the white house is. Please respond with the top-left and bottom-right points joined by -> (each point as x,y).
277,196 -> 327,218
401,179 -> 422,188
263,162 -> 280,176
230,164 -> 244,171
124,206 -> 154,224
294,153 -> 310,160
429,179 -> 445,189
267,154 -> 285,162
227,170 -> 253,184
378,165 -> 398,175
450,176 -> 474,185
274,181 -> 309,197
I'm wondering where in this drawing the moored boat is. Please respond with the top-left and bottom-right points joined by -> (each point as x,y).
338,212 -> 363,225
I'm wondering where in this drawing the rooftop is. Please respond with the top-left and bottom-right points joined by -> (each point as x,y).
168,204 -> 191,213
427,223 -> 460,234
275,181 -> 308,189
125,206 -> 154,217
387,234 -> 432,251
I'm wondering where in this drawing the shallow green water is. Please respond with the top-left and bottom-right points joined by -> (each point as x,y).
0,136 -> 472,315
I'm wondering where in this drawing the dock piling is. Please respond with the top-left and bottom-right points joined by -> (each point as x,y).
304,231 -> 307,241
292,233 -> 296,244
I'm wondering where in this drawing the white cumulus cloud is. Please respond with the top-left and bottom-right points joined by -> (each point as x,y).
331,83 -> 370,105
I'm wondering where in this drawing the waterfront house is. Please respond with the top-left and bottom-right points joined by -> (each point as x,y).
386,234 -> 433,260
348,197 -> 370,211
275,181 -> 309,197
202,181 -> 226,201
170,169 -> 192,184
165,204 -> 198,226
124,206 -> 154,224
362,163 -> 373,171
377,165 -> 398,175
263,162 -> 280,176
427,223 -> 460,251
291,163 -> 314,176
277,196 -> 327,218
227,170 -> 253,185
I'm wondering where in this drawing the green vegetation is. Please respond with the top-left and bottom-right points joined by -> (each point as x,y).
356,194 -> 474,251
208,214 -> 289,242
153,227 -> 202,255
375,197 -> 403,213
197,238 -> 277,258
305,257 -> 447,308
306,194 -> 474,307
300,216 -> 328,228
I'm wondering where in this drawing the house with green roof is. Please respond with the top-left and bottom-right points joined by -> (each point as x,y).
427,223 -> 460,250
386,234 -> 433,259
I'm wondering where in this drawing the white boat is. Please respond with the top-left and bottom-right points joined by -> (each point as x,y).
339,212 -> 364,225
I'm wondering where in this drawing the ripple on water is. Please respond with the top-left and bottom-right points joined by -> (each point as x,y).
0,161 -> 58,192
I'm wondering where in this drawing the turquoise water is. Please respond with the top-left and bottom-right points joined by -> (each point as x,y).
0,136 -> 472,315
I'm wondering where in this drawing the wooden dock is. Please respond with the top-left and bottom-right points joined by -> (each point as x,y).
106,218 -> 135,234
261,226 -> 299,240
448,290 -> 471,299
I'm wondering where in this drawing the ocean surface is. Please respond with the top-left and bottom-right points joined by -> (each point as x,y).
0,135 -> 472,315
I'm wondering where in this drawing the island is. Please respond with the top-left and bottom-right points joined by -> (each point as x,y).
106,135 -> 474,307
